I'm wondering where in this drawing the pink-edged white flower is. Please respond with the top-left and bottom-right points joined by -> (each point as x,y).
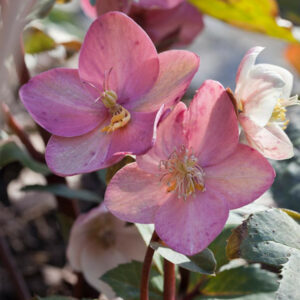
20,12 -> 199,176
67,204 -> 145,298
104,80 -> 275,256
235,46 -> 299,160
80,0 -> 204,48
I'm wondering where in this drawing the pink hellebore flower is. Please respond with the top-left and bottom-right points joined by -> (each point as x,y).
81,0 -> 204,48
105,80 -> 275,256
67,204 -> 145,298
20,12 -> 199,175
235,46 -> 299,160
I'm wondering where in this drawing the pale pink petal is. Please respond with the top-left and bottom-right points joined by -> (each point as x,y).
81,240 -> 127,297
19,68 -> 105,137
45,125 -> 121,176
154,191 -> 229,255
136,102 -> 187,173
257,63 -> 293,99
205,144 -> 275,210
236,46 -> 264,84
107,108 -> 162,158
139,0 -> 183,9
133,50 -> 199,112
115,226 -> 146,261
240,64 -> 285,127
80,0 -> 97,18
96,0 -> 131,15
186,80 -> 239,166
79,12 -> 159,104
67,205 -> 108,271
104,162 -> 170,223
143,2 -> 204,46
239,114 -> 294,160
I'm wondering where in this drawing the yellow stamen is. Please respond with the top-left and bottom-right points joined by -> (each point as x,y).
100,90 -> 131,133
160,146 -> 205,200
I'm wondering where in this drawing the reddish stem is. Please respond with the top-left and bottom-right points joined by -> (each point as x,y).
1,102 -> 44,162
140,231 -> 160,300
163,259 -> 176,300
0,236 -> 31,300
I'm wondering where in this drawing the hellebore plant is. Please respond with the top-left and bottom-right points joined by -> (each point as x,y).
235,46 -> 299,160
20,12 -> 199,175
105,80 -> 275,255
81,0 -> 204,48
67,204 -> 145,298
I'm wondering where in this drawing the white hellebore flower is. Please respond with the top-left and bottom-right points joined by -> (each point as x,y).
67,204 -> 146,298
235,46 -> 299,160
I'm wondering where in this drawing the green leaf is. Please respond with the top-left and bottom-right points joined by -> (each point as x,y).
201,265 -> 278,297
189,0 -> 298,43
135,223 -> 164,274
195,292 -> 276,300
208,224 -> 237,269
277,0 -> 300,25
24,27 -> 56,54
22,184 -> 101,203
151,242 -> 216,275
101,261 -> 163,300
226,209 -> 300,300
0,141 -> 50,175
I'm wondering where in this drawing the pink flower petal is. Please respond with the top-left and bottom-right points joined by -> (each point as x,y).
139,0 -> 183,9
80,0 -> 97,18
96,0 -> 131,15
186,80 -> 239,166
136,102 -> 187,173
19,68 -> 105,137
45,125 -> 122,176
154,191 -> 229,255
79,12 -> 159,104
205,144 -> 275,210
133,50 -> 199,112
143,2 -> 204,46
104,162 -> 169,223
107,108 -> 163,158
236,46 -> 264,84
239,114 -> 294,160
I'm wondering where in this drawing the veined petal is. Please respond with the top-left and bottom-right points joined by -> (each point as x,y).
236,46 -> 264,86
45,124 -> 121,176
239,114 -> 294,160
79,12 -> 159,103
96,0 -> 131,15
143,2 -> 204,46
154,191 -> 229,255
104,162 -> 170,224
205,144 -> 275,210
133,50 -> 199,112
19,68 -> 105,137
136,102 -> 187,173
107,108 -> 163,158
138,0 -> 184,9
186,80 -> 239,166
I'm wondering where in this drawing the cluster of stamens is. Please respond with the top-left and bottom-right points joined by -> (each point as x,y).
159,145 -> 205,200
100,89 -> 131,133
269,96 -> 299,130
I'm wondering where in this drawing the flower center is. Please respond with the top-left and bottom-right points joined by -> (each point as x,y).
98,229 -> 116,249
269,96 -> 299,130
159,145 -> 205,200
100,89 -> 131,133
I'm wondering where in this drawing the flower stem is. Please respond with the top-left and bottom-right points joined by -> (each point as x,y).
163,259 -> 176,300
140,231 -> 159,300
